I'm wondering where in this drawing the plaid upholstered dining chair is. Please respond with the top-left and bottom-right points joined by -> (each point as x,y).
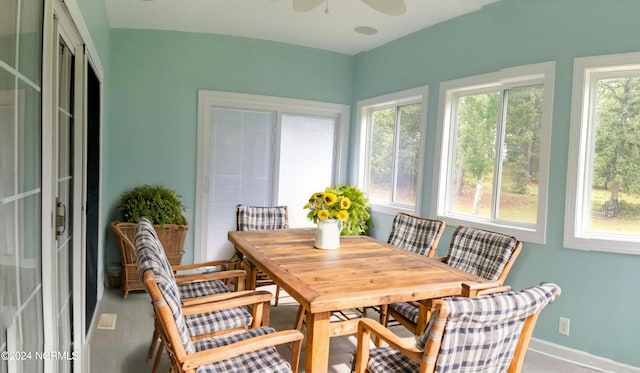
375,213 -> 445,328
354,283 -> 561,373
387,213 -> 446,256
136,219 -> 303,373
235,204 -> 289,306
381,225 -> 522,335
135,218 -> 272,372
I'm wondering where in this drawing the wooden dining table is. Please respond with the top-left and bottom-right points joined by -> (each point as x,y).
228,228 -> 498,373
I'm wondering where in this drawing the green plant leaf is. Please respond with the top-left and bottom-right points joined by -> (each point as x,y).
118,185 -> 187,225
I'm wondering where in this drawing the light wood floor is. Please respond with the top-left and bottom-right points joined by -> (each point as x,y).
89,285 -> 601,372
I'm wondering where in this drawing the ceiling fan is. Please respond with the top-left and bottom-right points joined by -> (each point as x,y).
293,0 -> 407,16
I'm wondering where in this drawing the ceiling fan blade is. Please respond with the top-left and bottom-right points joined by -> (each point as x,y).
293,0 -> 325,12
361,0 -> 406,16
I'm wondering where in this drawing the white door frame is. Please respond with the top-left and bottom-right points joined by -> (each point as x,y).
41,0 -> 104,371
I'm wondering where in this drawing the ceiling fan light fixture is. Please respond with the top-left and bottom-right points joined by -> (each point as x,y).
361,0 -> 406,16
354,26 -> 378,35
292,0 -> 406,16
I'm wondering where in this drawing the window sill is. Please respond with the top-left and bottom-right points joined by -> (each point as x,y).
564,234 -> 640,256
438,214 -> 545,245
370,203 -> 417,216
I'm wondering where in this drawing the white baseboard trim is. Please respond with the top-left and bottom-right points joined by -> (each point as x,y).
529,338 -> 640,372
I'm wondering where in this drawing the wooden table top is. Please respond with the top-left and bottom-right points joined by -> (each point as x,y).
228,228 -> 490,313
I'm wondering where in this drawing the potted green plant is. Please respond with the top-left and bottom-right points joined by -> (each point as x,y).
118,185 -> 187,225
110,185 -> 188,297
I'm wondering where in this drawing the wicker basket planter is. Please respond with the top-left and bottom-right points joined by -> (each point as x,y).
110,221 -> 187,298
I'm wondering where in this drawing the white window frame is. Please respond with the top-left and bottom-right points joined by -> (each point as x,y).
356,86 -> 428,215
565,52 -> 640,255
433,62 -> 555,244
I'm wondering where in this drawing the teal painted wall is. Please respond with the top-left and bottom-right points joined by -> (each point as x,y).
354,0 -> 640,366
106,29 -> 353,266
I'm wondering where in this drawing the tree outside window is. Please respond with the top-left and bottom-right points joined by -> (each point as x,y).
449,85 -> 543,225
436,62 -> 554,244
358,87 -> 427,213
590,76 -> 640,232
369,103 -> 422,206
566,53 -> 640,254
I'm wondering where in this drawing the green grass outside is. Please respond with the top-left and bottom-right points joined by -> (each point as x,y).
452,183 -> 640,233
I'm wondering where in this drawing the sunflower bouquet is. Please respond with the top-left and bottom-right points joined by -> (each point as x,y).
304,191 -> 351,222
304,184 -> 371,236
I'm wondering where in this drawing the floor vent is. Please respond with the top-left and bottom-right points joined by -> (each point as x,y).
97,313 -> 117,330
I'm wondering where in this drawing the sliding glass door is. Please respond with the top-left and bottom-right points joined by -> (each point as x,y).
0,0 -> 44,371
195,91 -> 349,262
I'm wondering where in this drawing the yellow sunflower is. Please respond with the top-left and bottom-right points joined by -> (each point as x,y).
339,197 -> 351,210
336,210 -> 349,221
323,193 -> 338,205
317,209 -> 330,220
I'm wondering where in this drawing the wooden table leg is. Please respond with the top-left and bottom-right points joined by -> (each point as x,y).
242,260 -> 257,290
305,310 -> 330,373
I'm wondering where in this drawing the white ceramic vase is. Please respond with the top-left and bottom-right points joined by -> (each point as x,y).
315,219 -> 341,250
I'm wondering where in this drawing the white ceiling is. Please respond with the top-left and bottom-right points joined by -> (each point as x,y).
105,0 -> 498,55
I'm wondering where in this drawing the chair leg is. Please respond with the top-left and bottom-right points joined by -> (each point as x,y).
375,305 -> 391,347
151,340 -> 164,373
294,305 -> 305,331
274,285 -> 280,307
146,329 -> 159,361
379,304 -> 389,327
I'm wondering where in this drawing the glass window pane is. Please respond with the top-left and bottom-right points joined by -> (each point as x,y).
278,114 -> 335,227
57,244 -> 70,313
0,0 -> 17,68
20,291 -> 44,373
58,111 -> 71,178
368,108 -> 394,202
18,81 -> 41,194
449,92 -> 499,218
0,201 -> 18,349
590,76 -> 640,234
0,345 -> 7,373
206,108 -> 275,259
395,104 -> 421,205
18,194 -> 40,303
0,68 -> 15,200
58,42 -> 73,113
57,302 -> 71,372
18,0 -> 43,84
498,85 -> 543,224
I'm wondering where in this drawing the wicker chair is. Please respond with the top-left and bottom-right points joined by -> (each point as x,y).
235,204 -> 289,306
134,218 -> 263,372
137,219 -> 303,372
354,283 -> 561,373
111,221 -> 187,298
381,225 -> 522,335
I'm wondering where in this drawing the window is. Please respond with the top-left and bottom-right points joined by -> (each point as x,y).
357,87 -> 428,214
434,62 -> 554,243
565,52 -> 640,254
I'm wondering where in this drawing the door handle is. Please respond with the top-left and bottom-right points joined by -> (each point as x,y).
56,199 -> 66,237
